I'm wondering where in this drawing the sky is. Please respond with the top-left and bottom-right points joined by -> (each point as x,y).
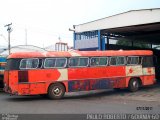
0,0 -> 160,48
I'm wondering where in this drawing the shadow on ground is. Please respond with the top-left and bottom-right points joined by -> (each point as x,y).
1,83 -> 160,102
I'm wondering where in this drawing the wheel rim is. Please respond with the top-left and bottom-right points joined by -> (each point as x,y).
133,81 -> 138,88
52,86 -> 62,96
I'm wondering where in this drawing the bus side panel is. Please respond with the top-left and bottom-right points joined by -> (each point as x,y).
18,83 -> 47,95
24,69 -> 69,94
126,65 -> 143,77
8,71 -> 19,94
18,84 -> 30,95
125,66 -> 155,87
68,77 -> 127,92
68,66 -> 126,92
142,67 -> 155,85
29,83 -> 46,95
27,69 -> 68,94
63,81 -> 69,92
68,80 -> 90,92
142,75 -> 155,85
113,77 -> 127,88
28,69 -> 61,83
68,66 -> 125,80
125,65 -> 143,87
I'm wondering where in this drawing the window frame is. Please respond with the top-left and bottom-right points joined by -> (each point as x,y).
90,57 -> 108,67
19,58 -> 39,70
44,57 -> 67,69
109,57 -> 117,66
90,57 -> 100,67
44,58 -> 56,69
116,56 -> 126,66
38,58 -> 44,69
127,56 -> 140,65
68,57 -> 79,67
55,58 -> 67,68
68,57 -> 89,68
109,56 -> 126,66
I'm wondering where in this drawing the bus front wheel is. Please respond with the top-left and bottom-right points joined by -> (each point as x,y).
48,83 -> 65,99
128,78 -> 140,92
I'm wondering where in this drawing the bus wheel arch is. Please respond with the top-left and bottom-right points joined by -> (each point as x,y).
47,82 -> 66,99
128,77 -> 142,92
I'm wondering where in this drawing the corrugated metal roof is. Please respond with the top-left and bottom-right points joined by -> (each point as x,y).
74,8 -> 160,33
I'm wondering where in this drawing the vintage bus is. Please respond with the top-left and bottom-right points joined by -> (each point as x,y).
4,50 -> 155,99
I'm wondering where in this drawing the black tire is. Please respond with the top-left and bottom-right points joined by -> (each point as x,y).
40,94 -> 48,98
0,76 -> 4,88
128,78 -> 140,92
114,88 -> 121,91
48,83 -> 65,99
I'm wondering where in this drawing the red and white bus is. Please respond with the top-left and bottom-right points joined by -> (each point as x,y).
4,50 -> 156,99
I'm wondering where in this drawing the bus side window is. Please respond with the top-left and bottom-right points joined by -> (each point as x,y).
110,57 -> 117,65
44,58 -> 56,68
69,58 -> 79,67
99,57 -> 108,66
69,57 -> 88,67
20,58 -> 39,69
117,56 -> 126,65
127,56 -> 139,65
79,58 -> 89,67
20,59 -> 27,68
5,59 -> 21,70
90,57 -> 99,66
142,56 -> 154,67
55,58 -> 67,68
31,59 -> 39,68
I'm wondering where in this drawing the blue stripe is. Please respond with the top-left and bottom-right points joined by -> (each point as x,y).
0,57 -> 6,62
68,78 -> 122,92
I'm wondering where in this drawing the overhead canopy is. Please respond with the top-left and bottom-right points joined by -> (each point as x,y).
74,8 -> 160,44
102,22 -> 160,44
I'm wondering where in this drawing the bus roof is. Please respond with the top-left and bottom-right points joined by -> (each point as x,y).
7,50 -> 153,59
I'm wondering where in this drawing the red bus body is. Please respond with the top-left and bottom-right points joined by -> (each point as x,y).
4,50 -> 155,97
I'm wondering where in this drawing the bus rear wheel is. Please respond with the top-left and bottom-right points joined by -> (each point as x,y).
128,78 -> 140,92
48,83 -> 65,99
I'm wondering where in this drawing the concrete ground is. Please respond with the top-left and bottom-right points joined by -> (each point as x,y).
0,84 -> 160,114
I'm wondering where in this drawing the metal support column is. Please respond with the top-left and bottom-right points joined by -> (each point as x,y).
98,30 -> 101,50
106,36 -> 109,50
102,37 -> 106,50
131,41 -> 133,47
73,32 -> 76,49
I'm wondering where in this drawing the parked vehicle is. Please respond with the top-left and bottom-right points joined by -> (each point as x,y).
0,57 -> 6,88
4,50 -> 156,99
